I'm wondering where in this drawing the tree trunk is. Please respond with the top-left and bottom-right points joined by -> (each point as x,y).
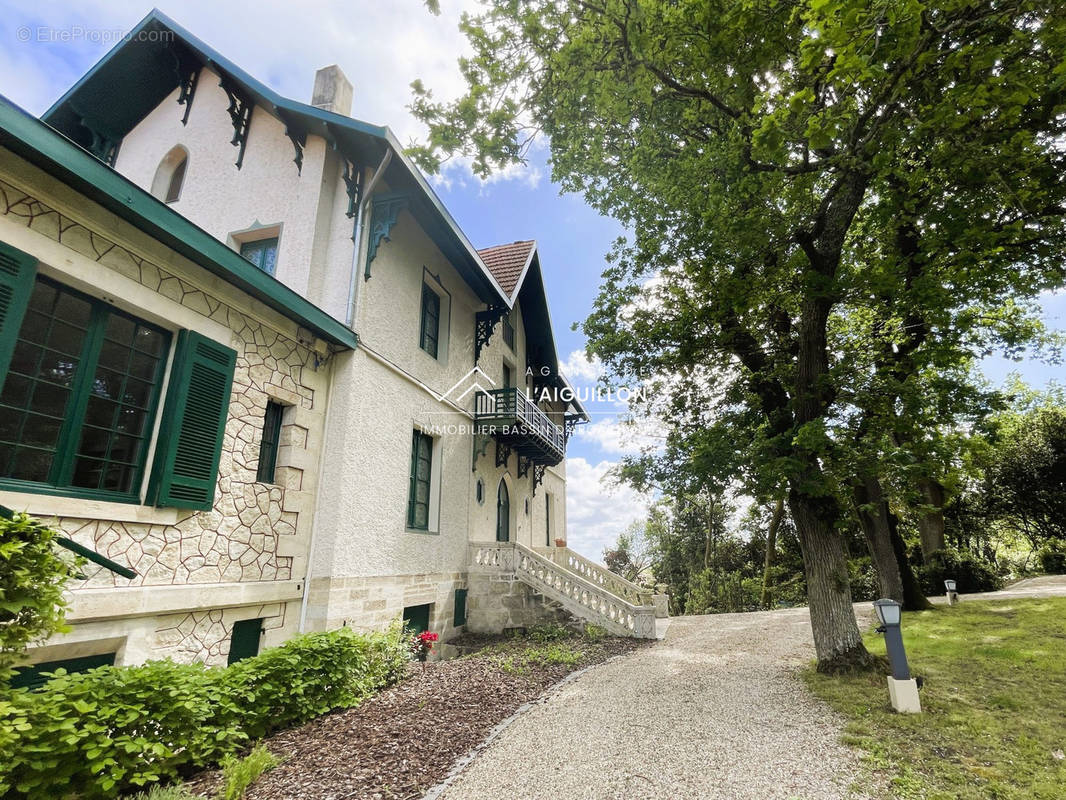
916,477 -> 947,558
853,476 -> 904,603
788,487 -> 876,673
761,497 -> 784,609
887,507 -> 934,610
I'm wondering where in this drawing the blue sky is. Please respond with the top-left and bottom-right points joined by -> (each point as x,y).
1,1 -> 1062,557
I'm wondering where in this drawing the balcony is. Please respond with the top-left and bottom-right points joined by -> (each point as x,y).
474,388 -> 566,466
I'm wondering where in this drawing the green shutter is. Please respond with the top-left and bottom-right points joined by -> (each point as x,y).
228,618 -> 263,665
454,588 -> 467,627
10,652 -> 115,690
149,330 -> 236,509
402,603 -> 431,634
0,241 -> 38,381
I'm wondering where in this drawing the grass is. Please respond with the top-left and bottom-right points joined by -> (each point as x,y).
805,597 -> 1066,799
218,744 -> 279,800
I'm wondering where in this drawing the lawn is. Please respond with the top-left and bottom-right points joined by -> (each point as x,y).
806,597 -> 1066,799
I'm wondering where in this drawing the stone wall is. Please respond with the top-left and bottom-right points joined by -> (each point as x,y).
465,573 -> 578,635
0,163 -> 328,664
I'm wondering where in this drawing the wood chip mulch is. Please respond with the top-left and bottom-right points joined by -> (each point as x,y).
182,634 -> 650,800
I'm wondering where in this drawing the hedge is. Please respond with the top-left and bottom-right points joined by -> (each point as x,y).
0,625 -> 409,798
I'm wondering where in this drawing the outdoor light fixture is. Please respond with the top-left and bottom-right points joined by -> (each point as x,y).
873,598 -> 921,714
944,578 -> 959,605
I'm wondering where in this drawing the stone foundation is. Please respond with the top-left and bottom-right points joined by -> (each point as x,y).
465,573 -> 578,635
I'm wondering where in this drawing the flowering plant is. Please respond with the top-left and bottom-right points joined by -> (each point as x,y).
409,630 -> 439,662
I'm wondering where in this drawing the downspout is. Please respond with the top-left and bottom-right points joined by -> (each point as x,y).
298,348 -> 337,633
345,148 -> 393,328
299,146 -> 391,633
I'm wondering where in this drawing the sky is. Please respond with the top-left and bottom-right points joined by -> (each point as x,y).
1,1 -> 1063,560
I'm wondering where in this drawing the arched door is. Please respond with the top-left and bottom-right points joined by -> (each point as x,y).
496,479 -> 510,542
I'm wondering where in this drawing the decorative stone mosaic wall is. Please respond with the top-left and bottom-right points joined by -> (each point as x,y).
0,179 -> 326,590
153,604 -> 285,666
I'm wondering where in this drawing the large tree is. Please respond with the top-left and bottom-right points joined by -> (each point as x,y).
412,0 -> 1066,670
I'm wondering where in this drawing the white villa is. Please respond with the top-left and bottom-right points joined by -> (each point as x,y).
0,10 -> 660,686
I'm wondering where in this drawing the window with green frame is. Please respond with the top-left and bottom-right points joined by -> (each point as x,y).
256,401 -> 284,483
0,276 -> 170,500
407,429 -> 433,530
240,237 -> 278,276
419,283 -> 440,358
0,240 -> 238,511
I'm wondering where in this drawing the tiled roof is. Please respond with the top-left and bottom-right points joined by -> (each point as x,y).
478,240 -> 535,297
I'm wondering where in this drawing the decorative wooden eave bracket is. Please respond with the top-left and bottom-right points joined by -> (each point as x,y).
564,415 -> 585,442
532,464 -> 547,497
475,305 -> 509,364
495,440 -> 513,470
341,158 -> 363,220
278,111 -> 307,174
69,101 -> 121,166
517,455 -> 533,480
219,74 -> 253,169
177,67 -> 199,126
364,193 -> 409,279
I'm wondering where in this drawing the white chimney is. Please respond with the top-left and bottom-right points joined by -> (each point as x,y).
311,65 -> 353,116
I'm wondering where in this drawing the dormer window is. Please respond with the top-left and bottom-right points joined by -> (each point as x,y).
150,146 -> 189,204
240,237 -> 279,275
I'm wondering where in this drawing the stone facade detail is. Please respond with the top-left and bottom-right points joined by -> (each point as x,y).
0,180 -> 321,600
153,604 -> 285,666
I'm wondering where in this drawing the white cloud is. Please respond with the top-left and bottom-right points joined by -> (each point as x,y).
574,415 -> 666,456
3,0 -> 540,189
564,457 -> 652,561
560,349 -> 603,382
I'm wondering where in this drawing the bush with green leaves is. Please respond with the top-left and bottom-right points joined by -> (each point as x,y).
919,548 -> 1002,595
0,625 -> 408,799
1037,540 -> 1066,575
0,512 -> 79,682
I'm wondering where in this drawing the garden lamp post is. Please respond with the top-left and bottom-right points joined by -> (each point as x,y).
945,579 -> 959,605
873,598 -> 921,714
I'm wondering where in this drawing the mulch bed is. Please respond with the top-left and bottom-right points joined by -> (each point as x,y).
182,634 -> 649,800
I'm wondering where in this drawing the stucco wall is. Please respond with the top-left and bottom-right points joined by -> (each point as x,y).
112,67 -> 341,307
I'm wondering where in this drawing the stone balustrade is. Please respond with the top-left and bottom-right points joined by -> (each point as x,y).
553,547 -> 655,607
471,542 -> 657,639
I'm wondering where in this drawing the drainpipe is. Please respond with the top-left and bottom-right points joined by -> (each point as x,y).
297,349 -> 336,634
299,146 -> 391,633
344,148 -> 392,328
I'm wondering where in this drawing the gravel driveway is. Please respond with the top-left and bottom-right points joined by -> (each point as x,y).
437,606 -> 872,800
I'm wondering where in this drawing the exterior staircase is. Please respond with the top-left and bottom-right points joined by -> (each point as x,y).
469,542 -> 664,639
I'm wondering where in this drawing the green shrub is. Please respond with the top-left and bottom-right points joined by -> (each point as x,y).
527,623 -> 571,643
920,548 -> 1002,594
218,744 -> 278,800
0,512 -> 80,682
126,785 -> 199,800
0,625 -> 407,799
583,624 -> 608,642
848,557 -> 879,602
1036,540 -> 1066,574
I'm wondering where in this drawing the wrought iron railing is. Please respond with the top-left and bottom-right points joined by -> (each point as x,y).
474,388 -> 565,456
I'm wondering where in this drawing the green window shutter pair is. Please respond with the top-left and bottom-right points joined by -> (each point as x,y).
0,239 -> 236,512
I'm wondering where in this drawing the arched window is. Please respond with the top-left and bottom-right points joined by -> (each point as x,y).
496,479 -> 510,543
151,146 -> 189,204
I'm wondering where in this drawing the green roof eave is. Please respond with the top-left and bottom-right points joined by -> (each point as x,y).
0,94 -> 357,350
41,8 -> 509,309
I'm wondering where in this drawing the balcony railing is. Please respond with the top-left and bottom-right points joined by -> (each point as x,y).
474,388 -> 565,463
